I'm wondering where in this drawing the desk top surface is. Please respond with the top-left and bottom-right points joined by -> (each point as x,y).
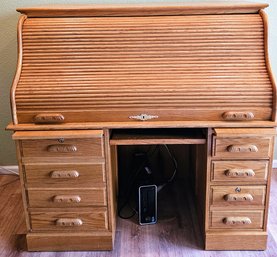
17,1 -> 268,17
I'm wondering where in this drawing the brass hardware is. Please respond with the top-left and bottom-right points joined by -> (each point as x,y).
224,193 -> 253,202
47,144 -> 77,153
129,113 -> 159,121
235,187 -> 241,192
33,113 -> 65,124
227,144 -> 258,153
53,195 -> 81,203
50,170 -> 80,178
222,112 -> 254,121
223,217 -> 252,225
58,138 -> 65,143
225,169 -> 255,178
56,218 -> 83,227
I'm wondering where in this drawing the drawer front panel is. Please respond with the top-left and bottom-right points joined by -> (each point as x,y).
211,161 -> 268,183
28,189 -> 106,207
213,137 -> 271,158
30,209 -> 108,231
25,163 -> 106,188
21,138 -> 103,158
210,210 -> 264,229
211,186 -> 266,207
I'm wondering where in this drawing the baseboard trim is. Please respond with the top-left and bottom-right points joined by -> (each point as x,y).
0,166 -> 19,175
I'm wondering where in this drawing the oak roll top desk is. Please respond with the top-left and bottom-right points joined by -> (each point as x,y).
7,2 -> 277,251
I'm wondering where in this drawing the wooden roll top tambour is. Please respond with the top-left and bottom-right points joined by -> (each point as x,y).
10,2 -> 276,125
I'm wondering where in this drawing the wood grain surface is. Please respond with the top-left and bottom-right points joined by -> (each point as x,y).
30,208 -> 108,231
27,188 -> 107,207
210,210 -> 264,229
211,160 -> 268,183
11,12 -> 274,123
210,185 -> 266,207
21,138 -> 103,158
213,137 -> 273,159
16,2 -> 269,17
7,120 -> 277,131
24,163 -> 106,188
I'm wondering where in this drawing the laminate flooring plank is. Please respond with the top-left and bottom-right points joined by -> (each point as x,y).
1,173 -> 277,257
0,176 -> 22,257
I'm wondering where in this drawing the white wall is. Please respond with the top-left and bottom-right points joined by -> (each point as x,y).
0,0 -> 276,165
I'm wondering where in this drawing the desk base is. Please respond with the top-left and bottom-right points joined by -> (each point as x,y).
205,231 -> 267,250
26,232 -> 114,251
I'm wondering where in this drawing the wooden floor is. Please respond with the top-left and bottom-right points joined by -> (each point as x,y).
1,173 -> 277,257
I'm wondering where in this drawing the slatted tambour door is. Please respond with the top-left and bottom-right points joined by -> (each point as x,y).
15,14 -> 273,123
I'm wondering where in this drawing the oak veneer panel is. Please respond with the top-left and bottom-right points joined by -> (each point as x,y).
27,188 -> 107,207
214,128 -> 276,137
260,9 -> 277,121
24,163 -> 105,188
110,128 -> 206,145
17,2 -> 269,17
213,137 -> 272,159
205,231 -> 267,250
104,130 -> 117,238
211,160 -> 268,183
26,232 -> 113,251
16,108 -> 273,124
30,208 -> 108,231
12,13 -> 273,123
13,130 -> 103,139
210,185 -> 266,207
210,210 -> 264,229
7,120 -> 277,131
21,138 -> 103,158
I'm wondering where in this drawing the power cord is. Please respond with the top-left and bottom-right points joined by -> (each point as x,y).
157,144 -> 178,193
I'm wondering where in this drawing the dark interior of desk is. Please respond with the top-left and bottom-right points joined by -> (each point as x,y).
112,128 -> 208,235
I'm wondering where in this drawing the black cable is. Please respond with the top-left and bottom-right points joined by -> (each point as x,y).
157,145 -> 178,192
118,146 -> 158,219
163,145 -> 178,183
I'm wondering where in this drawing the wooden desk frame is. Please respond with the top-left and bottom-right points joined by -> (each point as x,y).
7,2 -> 277,252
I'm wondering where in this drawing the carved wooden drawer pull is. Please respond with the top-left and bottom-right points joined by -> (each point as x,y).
225,169 -> 255,178
222,112 -> 254,121
53,195 -> 81,203
56,218 -> 83,227
223,217 -> 252,225
50,170 -> 80,178
33,113 -> 65,124
227,144 -> 258,153
224,193 -> 254,202
47,144 -> 77,153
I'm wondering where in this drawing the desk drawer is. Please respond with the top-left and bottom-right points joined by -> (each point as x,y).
213,137 -> 271,159
21,137 -> 103,158
30,208 -> 108,231
210,210 -> 264,229
211,186 -> 266,207
211,161 -> 268,183
28,189 -> 106,208
25,163 -> 105,188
